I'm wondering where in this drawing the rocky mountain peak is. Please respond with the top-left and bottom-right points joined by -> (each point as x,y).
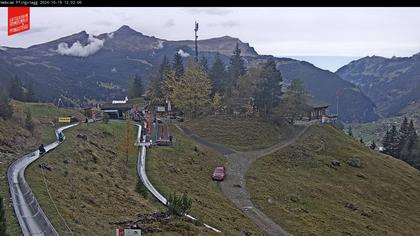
114,25 -> 143,36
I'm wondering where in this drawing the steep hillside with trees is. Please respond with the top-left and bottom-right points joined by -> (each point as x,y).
336,53 -> 420,117
381,117 -> 420,169
146,44 -> 287,121
271,57 -> 378,122
0,25 -> 377,122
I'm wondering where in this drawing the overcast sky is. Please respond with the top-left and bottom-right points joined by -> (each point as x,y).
1,7 -> 420,71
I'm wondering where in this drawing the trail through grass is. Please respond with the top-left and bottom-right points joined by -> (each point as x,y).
184,116 -> 290,151
247,125 -> 420,235
147,126 -> 265,235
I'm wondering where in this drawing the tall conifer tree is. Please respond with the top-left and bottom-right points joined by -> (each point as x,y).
173,52 -> 184,78
209,53 -> 227,95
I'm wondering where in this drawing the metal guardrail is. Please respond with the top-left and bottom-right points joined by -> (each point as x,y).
136,124 -> 168,205
135,124 -> 221,233
7,123 -> 79,236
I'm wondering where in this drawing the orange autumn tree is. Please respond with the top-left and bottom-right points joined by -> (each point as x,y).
118,117 -> 137,165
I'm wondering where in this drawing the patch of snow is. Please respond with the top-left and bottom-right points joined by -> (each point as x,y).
154,40 -> 164,49
15,63 -> 26,67
126,56 -> 153,66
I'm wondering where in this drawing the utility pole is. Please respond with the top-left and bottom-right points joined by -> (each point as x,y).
336,90 -> 339,117
57,98 -> 64,107
194,21 -> 199,62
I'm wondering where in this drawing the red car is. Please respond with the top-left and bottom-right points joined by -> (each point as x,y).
212,165 -> 226,181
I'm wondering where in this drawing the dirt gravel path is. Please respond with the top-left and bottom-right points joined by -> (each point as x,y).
176,124 -> 309,236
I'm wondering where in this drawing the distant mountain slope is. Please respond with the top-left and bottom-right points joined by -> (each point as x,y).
336,53 -> 420,117
0,25 -> 377,122
272,58 -> 378,122
171,35 -> 259,57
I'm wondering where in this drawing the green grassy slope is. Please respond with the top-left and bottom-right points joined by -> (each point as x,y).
147,126 -> 265,235
184,115 -> 292,151
0,101 -> 84,235
12,101 -> 85,145
247,125 -> 420,235
25,121 -> 203,235
1,101 -> 84,151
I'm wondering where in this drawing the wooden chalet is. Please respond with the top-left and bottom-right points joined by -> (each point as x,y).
304,96 -> 330,120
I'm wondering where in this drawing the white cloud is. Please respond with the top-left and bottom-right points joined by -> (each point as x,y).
177,49 -> 190,57
164,19 -> 175,28
56,34 -> 105,57
111,67 -> 117,72
108,32 -> 114,39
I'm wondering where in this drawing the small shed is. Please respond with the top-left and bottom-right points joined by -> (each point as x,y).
101,103 -> 132,119
304,96 -> 330,120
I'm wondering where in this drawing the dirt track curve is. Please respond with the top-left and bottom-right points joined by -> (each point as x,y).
176,124 -> 309,236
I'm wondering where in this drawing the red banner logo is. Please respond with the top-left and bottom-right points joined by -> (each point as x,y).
8,7 -> 30,36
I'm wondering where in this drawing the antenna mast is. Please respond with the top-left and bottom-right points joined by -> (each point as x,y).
194,21 -> 199,62
57,98 -> 64,107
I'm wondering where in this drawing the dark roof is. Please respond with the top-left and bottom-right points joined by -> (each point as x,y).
112,95 -> 128,100
101,103 -> 132,110
304,96 -> 330,108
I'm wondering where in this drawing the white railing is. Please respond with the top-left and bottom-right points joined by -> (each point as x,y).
135,124 -> 221,233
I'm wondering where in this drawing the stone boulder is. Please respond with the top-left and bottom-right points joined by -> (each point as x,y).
348,158 -> 362,168
345,202 -> 358,211
331,160 -> 341,166
76,133 -> 88,140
